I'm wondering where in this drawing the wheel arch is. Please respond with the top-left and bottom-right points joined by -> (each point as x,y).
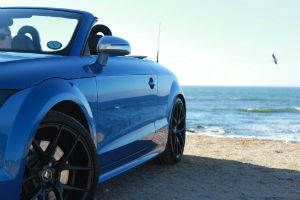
50,100 -> 89,132
167,79 -> 185,123
177,94 -> 186,113
0,78 -> 97,183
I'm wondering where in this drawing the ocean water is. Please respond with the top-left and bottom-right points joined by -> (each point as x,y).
182,86 -> 300,142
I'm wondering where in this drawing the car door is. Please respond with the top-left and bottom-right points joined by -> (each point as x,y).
82,56 -> 157,167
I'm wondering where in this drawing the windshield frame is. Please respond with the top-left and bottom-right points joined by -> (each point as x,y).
0,8 -> 84,56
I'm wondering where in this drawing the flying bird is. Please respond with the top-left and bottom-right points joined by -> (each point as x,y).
272,54 -> 278,64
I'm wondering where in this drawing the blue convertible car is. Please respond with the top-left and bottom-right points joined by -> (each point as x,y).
0,7 -> 186,200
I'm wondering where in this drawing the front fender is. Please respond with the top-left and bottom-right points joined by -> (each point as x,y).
167,79 -> 185,122
0,78 -> 97,183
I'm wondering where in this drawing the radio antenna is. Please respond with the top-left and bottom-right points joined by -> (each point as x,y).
156,23 -> 161,62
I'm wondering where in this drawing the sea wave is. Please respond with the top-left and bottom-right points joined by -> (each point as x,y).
186,128 -> 300,143
187,126 -> 226,135
241,108 -> 300,113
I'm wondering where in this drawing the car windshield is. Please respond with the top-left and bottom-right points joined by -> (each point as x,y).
0,8 -> 83,55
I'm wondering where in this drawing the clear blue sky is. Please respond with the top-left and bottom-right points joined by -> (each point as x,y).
2,0 -> 300,86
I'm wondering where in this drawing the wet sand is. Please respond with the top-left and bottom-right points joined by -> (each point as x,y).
95,134 -> 300,200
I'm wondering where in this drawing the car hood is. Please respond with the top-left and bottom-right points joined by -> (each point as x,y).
0,52 -> 93,89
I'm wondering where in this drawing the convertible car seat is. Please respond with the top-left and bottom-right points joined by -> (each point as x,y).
11,35 -> 35,50
87,24 -> 112,55
17,26 -> 41,50
11,26 -> 41,51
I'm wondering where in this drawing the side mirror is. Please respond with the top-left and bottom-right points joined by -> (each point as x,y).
95,36 -> 131,66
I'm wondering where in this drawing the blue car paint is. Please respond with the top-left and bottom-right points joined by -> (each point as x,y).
0,180 -> 23,200
98,126 -> 169,184
99,143 -> 161,184
82,56 -> 158,167
0,53 -> 94,89
0,7 -> 185,199
96,75 -> 157,166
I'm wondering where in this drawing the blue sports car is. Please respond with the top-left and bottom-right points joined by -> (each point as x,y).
0,7 -> 186,200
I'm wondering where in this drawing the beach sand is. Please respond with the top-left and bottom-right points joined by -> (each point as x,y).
95,135 -> 300,200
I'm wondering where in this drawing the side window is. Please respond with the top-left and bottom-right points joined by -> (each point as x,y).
10,17 -> 78,52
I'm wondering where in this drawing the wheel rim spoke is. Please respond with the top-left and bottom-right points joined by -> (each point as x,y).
172,133 -> 176,148
45,125 -> 63,156
177,133 -> 184,155
23,169 -> 36,183
31,139 -> 47,164
172,127 -> 176,133
52,182 -> 64,200
176,138 -> 179,155
177,132 -> 184,147
178,140 -> 183,155
25,162 -> 39,173
23,175 -> 34,184
26,184 -> 45,200
173,116 -> 177,125
55,136 -> 79,170
179,126 -> 186,133
178,115 -> 185,125
63,164 -> 93,171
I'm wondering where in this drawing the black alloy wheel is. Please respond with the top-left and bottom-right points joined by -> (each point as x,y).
155,98 -> 186,164
21,111 -> 99,200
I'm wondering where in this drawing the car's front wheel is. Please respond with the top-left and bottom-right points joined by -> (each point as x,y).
155,97 -> 186,164
21,111 -> 99,200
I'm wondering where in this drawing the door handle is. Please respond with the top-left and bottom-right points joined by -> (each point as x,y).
149,81 -> 156,86
149,78 -> 156,89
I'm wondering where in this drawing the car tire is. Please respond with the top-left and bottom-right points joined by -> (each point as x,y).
21,111 -> 99,200
155,97 -> 186,164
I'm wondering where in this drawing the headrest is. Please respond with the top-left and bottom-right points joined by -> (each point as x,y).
88,35 -> 102,55
90,25 -> 112,36
87,25 -> 112,55
17,26 -> 41,50
11,35 -> 35,50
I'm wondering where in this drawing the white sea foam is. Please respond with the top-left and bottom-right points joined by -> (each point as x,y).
296,107 -> 300,111
187,126 -> 226,136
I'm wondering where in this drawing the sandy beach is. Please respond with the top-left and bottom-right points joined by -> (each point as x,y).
95,134 -> 300,200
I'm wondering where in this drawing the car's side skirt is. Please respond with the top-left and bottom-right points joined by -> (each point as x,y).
98,125 -> 168,185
